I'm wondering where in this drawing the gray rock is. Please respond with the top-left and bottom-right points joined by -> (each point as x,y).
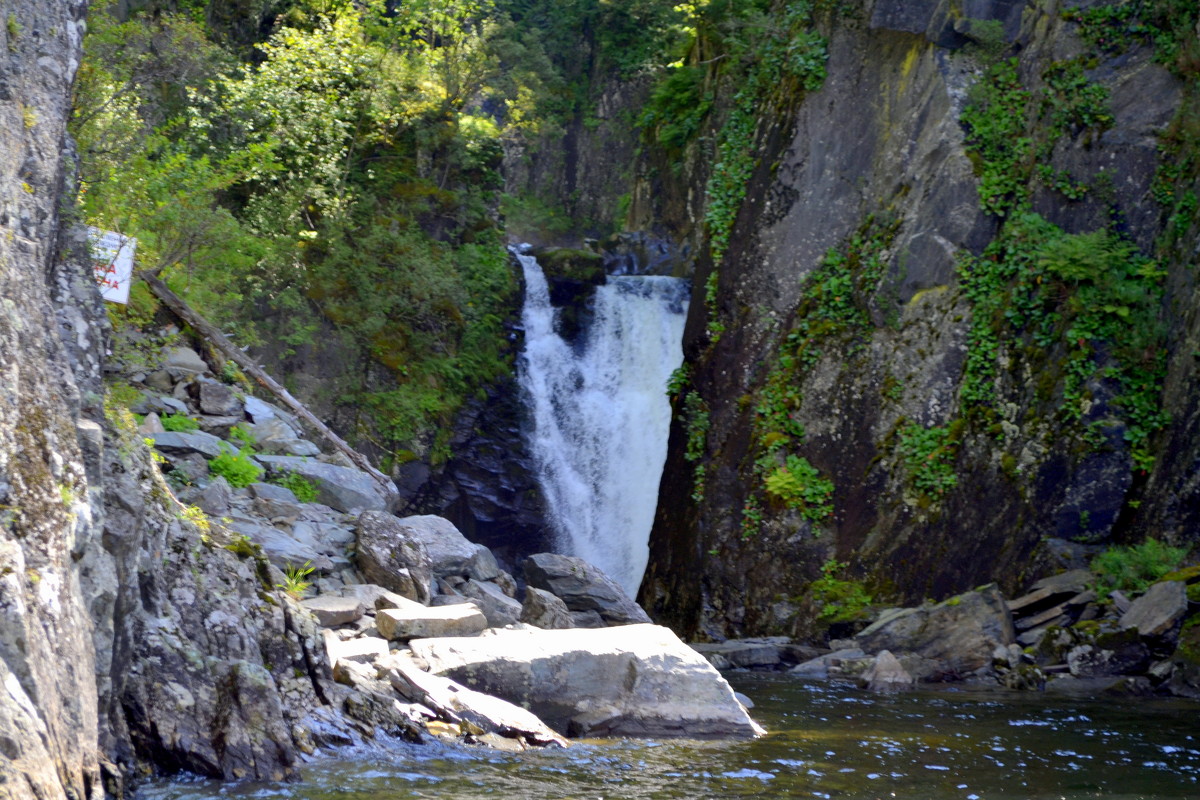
569,610 -> 606,628
322,631 -> 389,666
524,553 -> 651,626
354,510 -> 435,604
1030,569 -> 1094,595
145,369 -> 175,392
340,583 -> 412,612
246,418 -> 321,457
195,414 -> 243,436
376,601 -> 488,641
257,455 -> 390,513
132,392 -> 190,416
380,653 -> 568,747
249,482 -> 299,503
244,395 -> 279,422
227,518 -> 333,575
301,596 -> 366,627
398,515 -> 501,581
409,624 -> 765,738
1067,641 -> 1151,678
520,587 -> 575,630
461,579 -> 523,627
790,648 -> 869,679
196,475 -> 233,516
858,650 -> 916,692
138,412 -> 166,434
165,346 -> 209,375
690,639 -> 785,670
254,496 -> 303,524
854,585 -> 1015,675
147,430 -> 226,459
1120,580 -> 1189,638
196,379 -> 242,416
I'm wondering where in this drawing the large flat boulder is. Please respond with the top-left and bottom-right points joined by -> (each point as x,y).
397,515 -> 500,581
854,584 -> 1015,675
523,553 -> 651,626
380,653 -> 567,747
376,601 -> 488,641
301,596 -> 365,627
354,510 -> 434,604
256,455 -> 390,513
408,624 -> 764,738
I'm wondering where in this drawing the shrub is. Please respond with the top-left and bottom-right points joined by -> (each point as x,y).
1091,539 -> 1188,598
161,413 -> 199,432
764,454 -> 834,520
208,444 -> 263,488
809,559 -> 872,623
271,471 -> 319,503
277,560 -> 314,599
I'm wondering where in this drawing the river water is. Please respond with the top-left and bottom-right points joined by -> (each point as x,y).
140,673 -> 1200,800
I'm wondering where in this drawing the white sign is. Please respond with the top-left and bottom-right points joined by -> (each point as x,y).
88,227 -> 137,305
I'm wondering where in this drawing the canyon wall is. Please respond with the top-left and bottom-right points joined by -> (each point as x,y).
640,0 -> 1199,640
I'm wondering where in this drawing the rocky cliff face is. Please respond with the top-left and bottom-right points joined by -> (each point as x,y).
640,0 -> 1199,640
1,1 -> 335,795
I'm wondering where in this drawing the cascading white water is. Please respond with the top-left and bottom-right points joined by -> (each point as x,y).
516,251 -> 689,597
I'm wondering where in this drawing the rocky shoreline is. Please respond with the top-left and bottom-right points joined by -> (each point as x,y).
692,575 -> 1200,699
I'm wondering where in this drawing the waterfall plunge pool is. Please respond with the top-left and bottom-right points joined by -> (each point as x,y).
140,673 -> 1200,800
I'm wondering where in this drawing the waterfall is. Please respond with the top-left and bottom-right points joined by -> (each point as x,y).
516,251 -> 689,597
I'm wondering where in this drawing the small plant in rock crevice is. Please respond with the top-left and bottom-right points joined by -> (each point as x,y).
1090,539 -> 1188,599
809,559 -> 873,624
682,390 -> 711,503
271,471 -> 318,503
762,453 -> 833,521
896,422 -> 962,502
161,413 -> 199,432
208,444 -> 263,488
277,560 -> 315,599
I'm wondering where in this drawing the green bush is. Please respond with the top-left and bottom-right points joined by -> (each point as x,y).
896,423 -> 960,499
763,454 -> 833,520
1091,539 -> 1188,598
271,471 -> 319,503
208,444 -> 263,488
810,559 -> 872,623
161,414 -> 200,432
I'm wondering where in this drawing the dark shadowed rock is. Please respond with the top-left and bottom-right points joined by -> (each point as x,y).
196,379 -> 243,416
854,585 -> 1015,675
354,511 -> 434,604
521,587 -> 575,630
524,553 -> 651,626
460,579 -> 523,627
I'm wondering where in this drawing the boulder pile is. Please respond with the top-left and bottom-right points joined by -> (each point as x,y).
131,346 -> 761,750
691,572 -> 1200,699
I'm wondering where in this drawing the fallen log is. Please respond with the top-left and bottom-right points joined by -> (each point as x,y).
140,272 -> 398,504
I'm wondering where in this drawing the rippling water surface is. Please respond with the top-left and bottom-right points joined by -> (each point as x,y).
142,673 -> 1200,800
